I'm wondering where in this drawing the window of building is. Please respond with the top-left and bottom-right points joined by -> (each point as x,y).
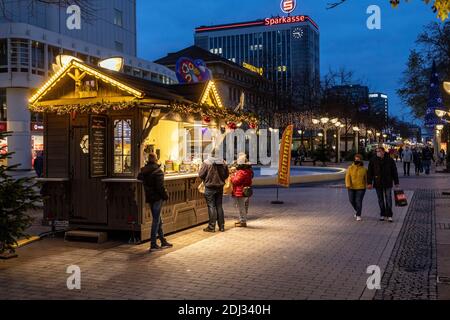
114,9 -> 123,27
113,119 -> 132,175
0,39 -> 7,73
0,88 -> 6,121
115,41 -> 123,52
10,38 -> 29,72
31,41 -> 45,75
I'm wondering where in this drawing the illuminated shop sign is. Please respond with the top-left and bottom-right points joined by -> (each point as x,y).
31,122 -> 44,131
265,15 -> 305,26
195,15 -> 318,33
281,0 -> 296,14
0,122 -> 6,132
243,62 -> 264,76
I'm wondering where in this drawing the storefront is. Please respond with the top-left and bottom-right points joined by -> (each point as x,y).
29,59 -> 257,241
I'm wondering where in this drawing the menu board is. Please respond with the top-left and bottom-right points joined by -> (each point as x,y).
90,115 -> 107,178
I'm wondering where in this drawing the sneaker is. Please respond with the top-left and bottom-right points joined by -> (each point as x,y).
235,222 -> 247,228
388,217 -> 394,223
379,217 -> 385,222
219,227 -> 225,232
354,214 -> 357,218
203,227 -> 215,233
160,241 -> 173,249
356,217 -> 362,222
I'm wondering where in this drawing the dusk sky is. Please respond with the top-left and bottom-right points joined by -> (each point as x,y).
136,0 -> 441,124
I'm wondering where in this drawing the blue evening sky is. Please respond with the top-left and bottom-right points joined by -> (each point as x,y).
136,0 -> 441,124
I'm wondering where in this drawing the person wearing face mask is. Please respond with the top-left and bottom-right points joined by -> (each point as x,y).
345,154 -> 367,222
368,147 -> 400,222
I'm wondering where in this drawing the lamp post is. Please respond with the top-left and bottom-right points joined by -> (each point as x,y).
335,122 -> 343,163
376,132 -> 381,143
353,126 -> 360,153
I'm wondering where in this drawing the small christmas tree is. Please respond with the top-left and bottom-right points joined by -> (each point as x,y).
0,131 -> 40,256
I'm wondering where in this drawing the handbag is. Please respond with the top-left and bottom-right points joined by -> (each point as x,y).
197,182 -> 205,194
223,177 -> 233,195
243,186 -> 253,198
394,190 -> 408,207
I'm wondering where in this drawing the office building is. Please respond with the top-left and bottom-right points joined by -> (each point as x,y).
194,14 -> 320,111
0,0 -> 176,170
369,92 -> 389,128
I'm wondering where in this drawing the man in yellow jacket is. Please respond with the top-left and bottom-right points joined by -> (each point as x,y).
345,154 -> 368,221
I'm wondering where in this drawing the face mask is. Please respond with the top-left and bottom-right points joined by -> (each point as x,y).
354,160 -> 362,165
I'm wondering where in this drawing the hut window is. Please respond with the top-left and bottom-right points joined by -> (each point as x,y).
113,119 -> 132,174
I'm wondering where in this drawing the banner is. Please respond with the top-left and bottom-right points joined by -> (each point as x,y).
278,125 -> 294,188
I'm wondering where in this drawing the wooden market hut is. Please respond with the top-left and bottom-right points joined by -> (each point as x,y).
29,59 -> 255,241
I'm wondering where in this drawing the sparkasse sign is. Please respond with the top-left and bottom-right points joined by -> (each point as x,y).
280,0 -> 296,14
265,15 -> 305,26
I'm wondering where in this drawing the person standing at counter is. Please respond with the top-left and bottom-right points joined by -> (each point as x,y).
138,153 -> 173,251
199,152 -> 229,233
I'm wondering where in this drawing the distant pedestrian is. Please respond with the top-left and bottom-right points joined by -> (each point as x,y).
368,147 -> 400,223
398,146 -> 404,162
345,154 -> 367,222
199,151 -> 229,233
230,153 -> 254,228
138,153 -> 172,252
402,146 -> 413,176
412,148 -> 422,176
34,151 -> 44,178
439,149 -> 446,166
421,146 -> 434,175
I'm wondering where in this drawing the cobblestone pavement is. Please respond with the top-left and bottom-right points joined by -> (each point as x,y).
374,190 -> 438,300
1,187 -> 412,300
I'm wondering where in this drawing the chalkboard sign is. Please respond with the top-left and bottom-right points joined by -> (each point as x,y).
90,115 -> 107,178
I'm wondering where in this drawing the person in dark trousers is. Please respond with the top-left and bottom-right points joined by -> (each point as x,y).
421,146 -> 434,175
230,153 -> 254,227
368,147 -> 400,223
402,145 -> 413,176
412,148 -> 422,176
137,153 -> 172,251
34,151 -> 44,178
199,152 -> 229,233
398,146 -> 404,162
345,154 -> 367,222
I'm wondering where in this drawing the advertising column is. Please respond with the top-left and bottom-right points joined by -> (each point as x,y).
6,88 -> 31,170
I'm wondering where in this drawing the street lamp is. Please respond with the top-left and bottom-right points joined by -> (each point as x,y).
353,126 -> 360,153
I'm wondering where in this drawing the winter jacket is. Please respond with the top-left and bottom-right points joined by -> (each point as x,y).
413,151 -> 422,164
345,162 -> 367,190
198,156 -> 229,189
137,163 -> 169,203
422,148 -> 434,161
367,154 -> 400,189
230,164 -> 254,197
403,149 -> 413,163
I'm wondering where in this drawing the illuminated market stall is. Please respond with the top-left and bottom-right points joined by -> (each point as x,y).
29,58 -> 257,241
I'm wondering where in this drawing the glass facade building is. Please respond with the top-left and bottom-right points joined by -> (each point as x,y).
194,15 -> 320,110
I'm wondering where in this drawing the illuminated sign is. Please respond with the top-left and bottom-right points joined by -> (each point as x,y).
242,62 -> 264,76
0,122 -> 6,132
281,0 -> 296,14
195,15 -> 318,33
265,15 -> 306,26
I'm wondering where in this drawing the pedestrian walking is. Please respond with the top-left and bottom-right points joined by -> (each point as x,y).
412,148 -> 422,176
402,145 -> 413,176
345,154 -> 367,222
199,151 -> 229,233
421,146 -> 434,175
398,146 -> 404,162
230,153 -> 254,228
439,149 -> 446,166
368,147 -> 400,223
33,151 -> 44,178
137,153 -> 172,252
